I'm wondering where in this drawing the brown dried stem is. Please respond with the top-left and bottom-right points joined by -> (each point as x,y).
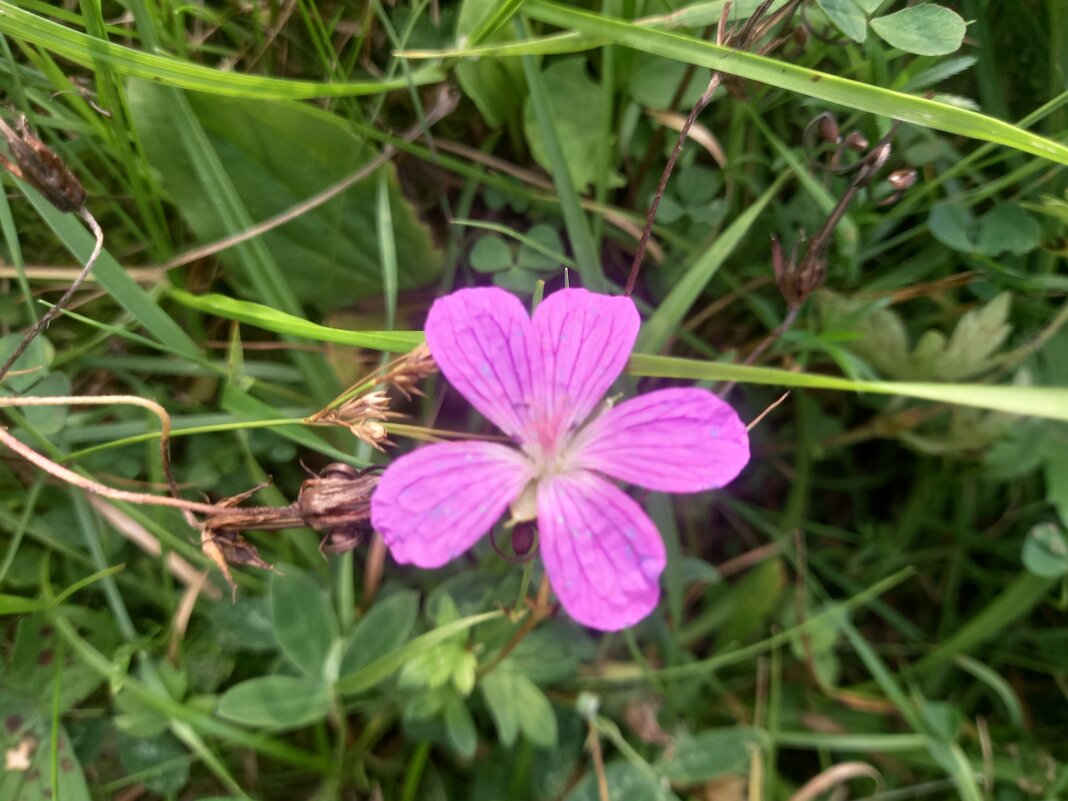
624,0 -> 798,296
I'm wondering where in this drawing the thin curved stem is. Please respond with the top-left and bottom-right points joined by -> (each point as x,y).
0,207 -> 103,382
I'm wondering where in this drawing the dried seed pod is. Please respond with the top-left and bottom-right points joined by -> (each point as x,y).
298,463 -> 380,539
0,114 -> 85,213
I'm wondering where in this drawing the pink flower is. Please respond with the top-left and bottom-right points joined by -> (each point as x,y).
370,288 -> 749,631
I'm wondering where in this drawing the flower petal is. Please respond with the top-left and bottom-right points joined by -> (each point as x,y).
537,470 -> 664,631
569,388 -> 749,492
530,288 -> 639,440
425,287 -> 538,440
371,441 -> 531,568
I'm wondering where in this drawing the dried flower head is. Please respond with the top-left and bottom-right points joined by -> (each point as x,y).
371,288 -> 749,631
385,344 -> 437,400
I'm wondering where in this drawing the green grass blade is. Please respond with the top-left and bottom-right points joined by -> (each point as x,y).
165,292 -> 1068,421
0,1 -> 442,99
518,1 -> 1068,166
469,0 -> 529,46
169,289 -> 423,351
22,190 -> 201,358
518,19 -> 605,291
627,354 -> 1068,422
912,572 -> 1057,674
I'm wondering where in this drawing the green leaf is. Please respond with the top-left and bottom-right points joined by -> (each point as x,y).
269,568 -> 339,680
928,201 -> 976,252
1022,523 -> 1068,579
5,614 -> 110,711
870,5 -> 967,56
912,292 -> 1013,380
523,57 -> 613,193
116,731 -> 189,795
0,332 -> 51,394
216,675 -> 330,729
493,266 -> 542,293
657,726 -> 768,782
1044,438 -> 1068,527
975,204 -> 1043,256
626,53 -> 712,110
0,703 -> 91,801
516,224 -> 565,271
336,610 -> 502,695
400,642 -> 469,690
22,372 -> 72,435
340,590 -> 420,678
815,0 -> 869,43
128,82 -> 441,311
0,1 -> 442,99
718,559 -> 787,644
565,760 -> 677,801
470,234 -> 516,273
481,669 -> 558,748
480,671 -> 521,746
456,0 -> 527,127
209,597 -> 279,653
442,691 -> 478,758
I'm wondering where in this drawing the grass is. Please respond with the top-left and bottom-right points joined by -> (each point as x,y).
0,1 -> 1066,800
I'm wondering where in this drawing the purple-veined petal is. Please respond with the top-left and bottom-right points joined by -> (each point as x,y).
537,470 -> 664,631
425,288 -> 538,440
568,387 -> 749,493
371,441 -> 532,568
529,289 -> 639,443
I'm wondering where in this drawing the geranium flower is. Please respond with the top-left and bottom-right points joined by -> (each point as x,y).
370,288 -> 749,631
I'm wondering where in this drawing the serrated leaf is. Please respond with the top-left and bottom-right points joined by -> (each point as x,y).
815,0 -> 869,43
216,675 -> 330,729
340,590 -> 419,678
657,726 -> 768,782
269,568 -> 338,680
1021,523 -> 1068,579
871,5 -> 966,56
470,234 -> 515,273
926,292 -> 1012,380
